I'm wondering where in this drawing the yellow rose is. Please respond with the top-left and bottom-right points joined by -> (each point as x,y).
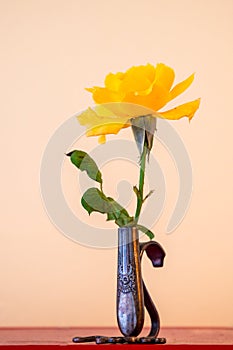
78,63 -> 200,143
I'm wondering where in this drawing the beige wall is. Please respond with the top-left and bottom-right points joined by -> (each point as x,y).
1,0 -> 233,327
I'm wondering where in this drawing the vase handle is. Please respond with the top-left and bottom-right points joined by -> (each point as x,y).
140,241 -> 166,337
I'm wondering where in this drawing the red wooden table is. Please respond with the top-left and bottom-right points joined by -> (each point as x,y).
0,327 -> 232,349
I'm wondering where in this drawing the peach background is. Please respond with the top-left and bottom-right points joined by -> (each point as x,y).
1,0 -> 233,327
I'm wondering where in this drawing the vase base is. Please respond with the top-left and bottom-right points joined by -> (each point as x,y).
72,335 -> 166,344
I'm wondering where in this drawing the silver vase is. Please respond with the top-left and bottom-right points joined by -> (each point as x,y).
72,226 -> 166,344
117,225 -> 166,338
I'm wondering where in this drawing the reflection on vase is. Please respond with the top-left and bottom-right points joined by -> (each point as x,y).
117,226 -> 144,336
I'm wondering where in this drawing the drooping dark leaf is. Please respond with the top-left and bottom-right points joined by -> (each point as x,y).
137,224 -> 155,240
67,150 -> 102,184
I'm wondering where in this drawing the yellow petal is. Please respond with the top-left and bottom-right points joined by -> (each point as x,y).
98,135 -> 106,144
153,63 -> 175,91
77,107 -> 130,137
126,63 -> 155,82
88,87 -> 124,104
158,98 -> 201,120
86,122 -> 130,137
96,102 -> 155,119
85,87 -> 95,93
104,72 -> 124,92
169,73 -> 195,101
123,83 -> 170,111
78,107 -> 98,126
120,64 -> 155,94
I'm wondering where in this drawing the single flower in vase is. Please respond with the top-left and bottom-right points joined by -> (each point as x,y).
68,63 -> 200,343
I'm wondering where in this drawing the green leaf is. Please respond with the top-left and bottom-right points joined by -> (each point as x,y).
81,188 -> 109,215
67,150 -> 102,184
115,215 -> 134,227
106,197 -> 128,220
137,224 -> 155,240
107,197 -> 134,226
81,188 -> 134,226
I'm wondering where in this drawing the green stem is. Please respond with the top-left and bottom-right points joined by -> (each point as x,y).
135,145 -> 147,223
100,181 -> 103,193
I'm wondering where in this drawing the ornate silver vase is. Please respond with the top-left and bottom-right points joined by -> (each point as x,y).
117,226 -> 166,339
73,226 -> 166,344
